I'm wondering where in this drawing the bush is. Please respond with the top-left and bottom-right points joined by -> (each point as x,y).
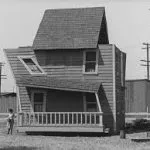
132,119 -> 150,129
126,119 -> 150,131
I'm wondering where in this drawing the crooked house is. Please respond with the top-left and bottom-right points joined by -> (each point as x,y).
4,7 -> 126,133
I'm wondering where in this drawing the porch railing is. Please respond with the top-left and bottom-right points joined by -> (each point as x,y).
18,112 -> 103,127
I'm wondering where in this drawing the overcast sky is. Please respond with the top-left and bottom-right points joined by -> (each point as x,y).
0,0 -> 150,92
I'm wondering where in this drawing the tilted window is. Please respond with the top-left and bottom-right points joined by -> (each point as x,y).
83,51 -> 98,74
18,56 -> 45,75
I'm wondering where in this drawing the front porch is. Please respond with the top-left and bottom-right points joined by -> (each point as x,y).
17,112 -> 104,133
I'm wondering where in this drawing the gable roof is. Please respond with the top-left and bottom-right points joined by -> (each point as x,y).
33,7 -> 107,50
18,76 -> 101,93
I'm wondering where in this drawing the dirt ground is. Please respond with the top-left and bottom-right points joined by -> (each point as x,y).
0,126 -> 150,150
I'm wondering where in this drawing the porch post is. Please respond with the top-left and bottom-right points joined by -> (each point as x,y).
95,93 -> 102,112
16,86 -> 22,126
95,93 -> 103,126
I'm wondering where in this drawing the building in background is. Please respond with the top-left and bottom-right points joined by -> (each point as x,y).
125,79 -> 150,120
0,92 -> 16,113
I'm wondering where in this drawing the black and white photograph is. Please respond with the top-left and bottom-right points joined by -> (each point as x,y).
0,0 -> 150,149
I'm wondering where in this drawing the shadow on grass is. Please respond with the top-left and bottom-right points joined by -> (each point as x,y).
131,139 -> 150,142
0,146 -> 37,150
26,131 -> 112,137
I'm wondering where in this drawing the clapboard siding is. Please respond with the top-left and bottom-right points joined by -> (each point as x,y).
4,48 -> 35,112
36,44 -> 114,130
18,85 -> 31,112
5,48 -> 34,82
115,46 -> 126,131
4,44 -> 126,132
125,80 -> 149,113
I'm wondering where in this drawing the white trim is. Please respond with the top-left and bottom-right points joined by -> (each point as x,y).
83,50 -> 99,74
17,56 -> 46,75
112,44 -> 116,131
31,90 -> 47,112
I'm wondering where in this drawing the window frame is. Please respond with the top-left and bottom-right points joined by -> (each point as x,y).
31,90 -> 47,112
83,93 -> 98,112
18,56 -> 46,75
83,50 -> 99,74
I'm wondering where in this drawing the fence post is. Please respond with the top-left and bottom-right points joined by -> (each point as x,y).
18,112 -> 23,126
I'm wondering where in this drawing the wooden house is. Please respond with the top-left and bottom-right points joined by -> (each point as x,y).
4,7 -> 126,133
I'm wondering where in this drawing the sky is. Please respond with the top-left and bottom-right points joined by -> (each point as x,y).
0,0 -> 150,92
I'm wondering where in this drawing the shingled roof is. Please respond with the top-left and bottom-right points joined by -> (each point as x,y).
33,7 -> 107,50
18,76 -> 101,93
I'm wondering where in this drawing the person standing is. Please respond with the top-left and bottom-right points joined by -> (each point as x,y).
7,109 -> 15,134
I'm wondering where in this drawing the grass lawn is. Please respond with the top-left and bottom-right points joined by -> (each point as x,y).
0,119 -> 150,150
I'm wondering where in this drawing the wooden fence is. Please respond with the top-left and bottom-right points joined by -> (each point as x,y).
0,94 -> 16,113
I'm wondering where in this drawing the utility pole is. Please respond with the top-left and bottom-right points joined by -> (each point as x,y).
141,43 -> 150,80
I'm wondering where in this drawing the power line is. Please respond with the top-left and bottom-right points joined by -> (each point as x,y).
141,43 -> 150,80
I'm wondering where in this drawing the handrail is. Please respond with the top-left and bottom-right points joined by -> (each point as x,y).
18,112 -> 103,127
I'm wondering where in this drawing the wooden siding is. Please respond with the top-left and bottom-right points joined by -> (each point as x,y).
125,80 -> 148,113
0,66 -> 1,94
0,94 -> 17,113
5,44 -> 126,132
146,81 -> 150,112
4,48 -> 35,112
115,46 -> 126,131
35,44 -> 115,130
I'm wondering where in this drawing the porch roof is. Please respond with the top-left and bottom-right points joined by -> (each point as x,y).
18,76 -> 101,93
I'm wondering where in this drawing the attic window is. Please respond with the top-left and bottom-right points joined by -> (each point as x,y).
18,56 -> 45,75
83,50 -> 98,74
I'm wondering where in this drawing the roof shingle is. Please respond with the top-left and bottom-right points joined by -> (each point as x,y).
33,7 -> 105,50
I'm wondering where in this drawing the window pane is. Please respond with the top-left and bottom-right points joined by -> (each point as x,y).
23,58 -> 42,73
85,62 -> 96,72
34,93 -> 44,102
86,52 -> 96,61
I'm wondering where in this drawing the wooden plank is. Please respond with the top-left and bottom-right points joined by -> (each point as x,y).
17,126 -> 104,133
